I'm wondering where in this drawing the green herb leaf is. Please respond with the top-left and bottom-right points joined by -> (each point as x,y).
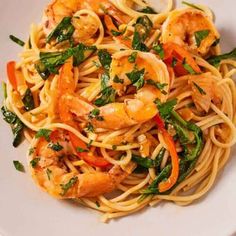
48,142 -> 63,152
128,52 -> 138,63
171,57 -> 177,68
35,129 -> 52,142
138,6 -> 157,14
146,79 -> 167,94
132,16 -> 152,52
182,58 -> 197,74
94,73 -> 116,106
92,60 -> 101,68
86,122 -> 94,133
95,201 -> 100,207
76,147 -> 89,153
111,30 -> 122,36
154,98 -> 177,120
60,176 -> 78,196
30,158 -> 40,168
113,75 -> 124,84
36,43 -> 96,79
2,82 -> 7,99
193,82 -> 206,95
153,42 -> 164,59
46,168 -> 52,180
89,108 -> 104,121
28,147 -> 35,155
13,160 -> 25,172
212,38 -> 220,47
126,68 -> 145,90
207,48 -> 236,67
182,1 -> 203,11
112,145 -> 117,150
46,17 -> 75,44
9,35 -> 25,47
86,139 -> 93,148
194,30 -> 210,47
98,49 -> 112,70
22,88 -> 35,111
1,106 -> 24,147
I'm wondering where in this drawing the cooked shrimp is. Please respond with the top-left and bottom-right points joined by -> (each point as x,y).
43,0 -> 131,39
31,130 -> 128,198
57,51 -> 170,130
161,8 -> 219,55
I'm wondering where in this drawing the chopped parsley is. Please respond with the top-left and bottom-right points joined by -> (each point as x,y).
13,160 -> 25,172
30,158 -> 40,168
146,79 -> 167,94
89,108 -> 104,121
98,49 -> 112,70
76,147 -> 89,153
126,68 -> 145,90
28,147 -> 35,155
128,52 -> 138,63
194,30 -> 210,47
193,82 -> 206,95
138,6 -> 157,14
35,129 -> 52,142
153,42 -> 164,59
171,57 -> 178,68
46,168 -> 52,180
86,122 -> 94,133
60,176 -> 78,196
48,142 -> 63,152
113,75 -> 124,84
154,98 -> 177,120
86,140 -> 93,148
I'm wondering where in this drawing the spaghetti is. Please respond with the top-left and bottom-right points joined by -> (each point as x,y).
2,0 -> 236,222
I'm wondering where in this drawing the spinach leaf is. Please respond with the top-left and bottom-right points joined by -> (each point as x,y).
207,48 -> 236,67
138,6 -> 157,14
98,49 -> 112,70
9,35 -> 25,47
126,68 -> 145,90
22,88 -> 35,111
1,106 -> 24,147
46,17 -> 75,44
194,30 -> 210,47
113,75 -> 124,84
35,43 -> 97,79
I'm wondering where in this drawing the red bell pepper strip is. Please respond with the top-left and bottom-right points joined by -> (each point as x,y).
163,42 -> 201,76
7,61 -> 17,90
154,114 -> 179,192
69,132 -> 110,168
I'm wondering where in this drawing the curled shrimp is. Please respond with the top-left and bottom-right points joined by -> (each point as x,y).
43,0 -> 131,42
30,129 -> 128,198
161,8 -> 219,55
57,51 -> 170,130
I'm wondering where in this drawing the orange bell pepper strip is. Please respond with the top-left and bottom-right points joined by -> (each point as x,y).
154,114 -> 179,192
7,61 -> 17,90
162,42 -> 201,76
69,132 -> 111,168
